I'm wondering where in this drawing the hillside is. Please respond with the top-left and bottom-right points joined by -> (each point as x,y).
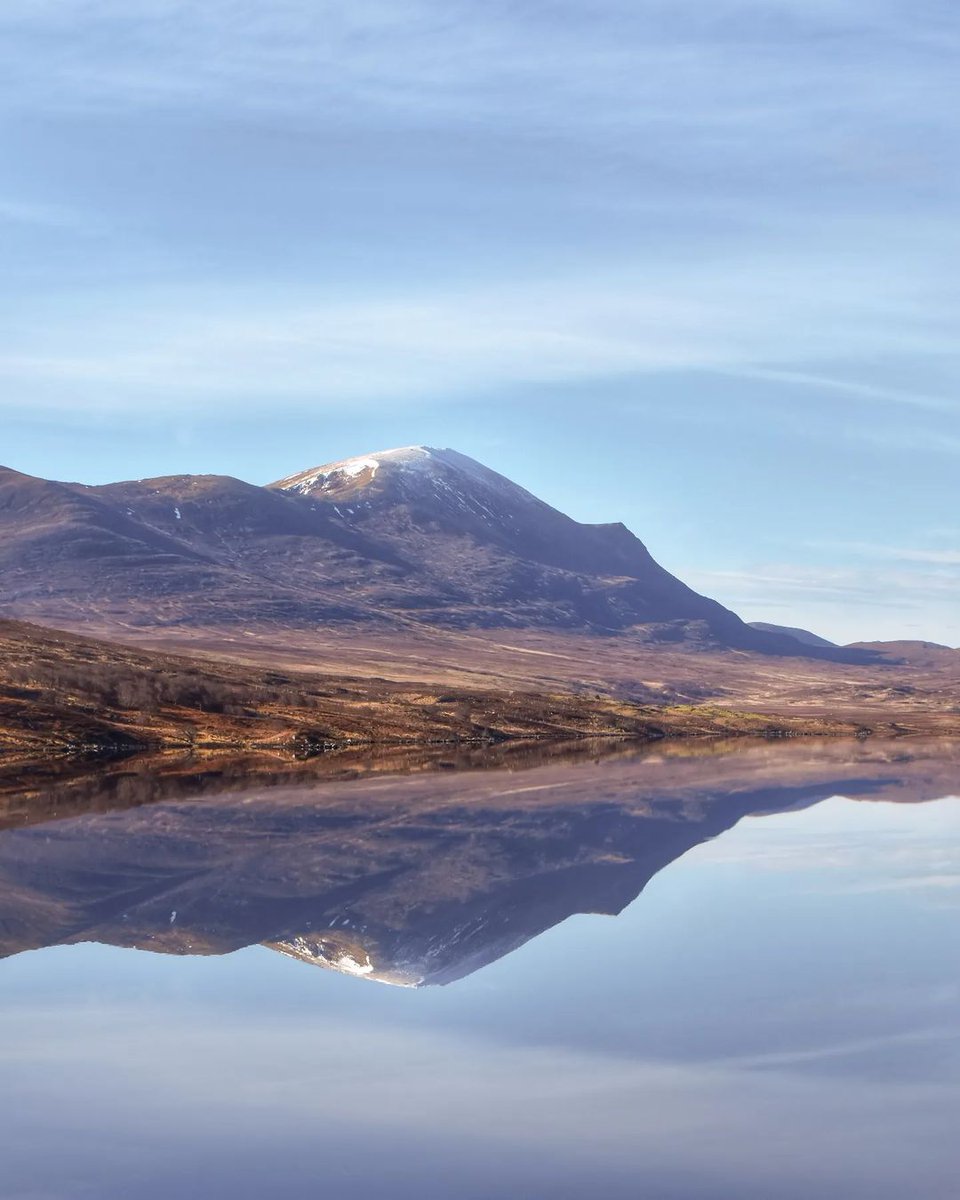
748,621 -> 838,649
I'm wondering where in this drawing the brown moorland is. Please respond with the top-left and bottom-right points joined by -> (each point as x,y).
101,620 -> 960,731
2,618 -> 958,762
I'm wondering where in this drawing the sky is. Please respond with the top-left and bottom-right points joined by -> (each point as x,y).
1,1 -> 958,644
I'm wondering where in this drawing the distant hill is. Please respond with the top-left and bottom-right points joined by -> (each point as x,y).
0,447 -> 869,660
748,621 -> 838,649
848,640 -> 960,668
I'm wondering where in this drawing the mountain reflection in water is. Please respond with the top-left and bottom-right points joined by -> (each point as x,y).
1,738 -> 957,987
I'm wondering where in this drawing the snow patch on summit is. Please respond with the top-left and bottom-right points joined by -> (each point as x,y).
340,456 -> 381,479
273,445 -> 435,496
271,445 -> 552,537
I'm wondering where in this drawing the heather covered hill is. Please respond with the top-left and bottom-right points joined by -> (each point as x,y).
0,464 -> 387,629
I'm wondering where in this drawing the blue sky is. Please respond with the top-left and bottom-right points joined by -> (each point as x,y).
1,1 -> 957,643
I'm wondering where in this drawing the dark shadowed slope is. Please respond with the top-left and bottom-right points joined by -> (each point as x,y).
270,445 -> 765,643
748,621 -> 838,649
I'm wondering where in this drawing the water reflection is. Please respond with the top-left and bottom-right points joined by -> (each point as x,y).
1,738 -> 957,987
1,739 -> 959,1200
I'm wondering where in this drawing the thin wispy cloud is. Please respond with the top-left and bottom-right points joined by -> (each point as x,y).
685,563 -> 960,644
0,3 -> 953,132
0,197 -> 92,230
2,2 -> 958,414
1,240 -> 957,412
808,542 -> 960,567
719,368 -> 959,414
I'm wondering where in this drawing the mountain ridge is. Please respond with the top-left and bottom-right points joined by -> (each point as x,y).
748,621 -> 839,649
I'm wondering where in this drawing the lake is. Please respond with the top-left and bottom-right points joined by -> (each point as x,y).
0,738 -> 958,1199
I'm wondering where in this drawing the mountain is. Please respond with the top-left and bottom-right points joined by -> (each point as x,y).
748,621 -> 838,649
269,446 -> 769,644
0,447 -> 860,658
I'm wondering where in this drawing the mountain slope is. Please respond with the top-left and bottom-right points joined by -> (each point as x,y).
748,621 -> 838,649
270,446 -> 734,630
268,446 -> 830,652
0,464 -> 388,630
0,450 -> 860,657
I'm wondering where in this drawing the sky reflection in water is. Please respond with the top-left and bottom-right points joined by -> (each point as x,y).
0,743 -> 957,1200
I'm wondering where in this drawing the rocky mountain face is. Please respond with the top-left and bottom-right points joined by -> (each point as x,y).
0,446 -> 854,657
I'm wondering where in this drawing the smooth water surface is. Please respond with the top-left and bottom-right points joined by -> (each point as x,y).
1,740 -> 958,1199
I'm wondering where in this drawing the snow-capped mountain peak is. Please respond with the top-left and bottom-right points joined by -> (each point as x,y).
272,445 -> 443,496
270,445 -> 558,541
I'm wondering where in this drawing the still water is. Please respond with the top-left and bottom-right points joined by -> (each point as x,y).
1,739 -> 958,1199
